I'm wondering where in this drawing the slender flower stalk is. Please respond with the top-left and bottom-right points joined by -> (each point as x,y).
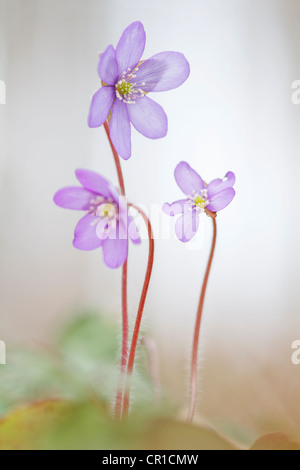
162,162 -> 236,423
122,204 -> 155,417
187,217 -> 217,424
104,122 -> 126,195
104,121 -> 129,416
103,121 -> 155,417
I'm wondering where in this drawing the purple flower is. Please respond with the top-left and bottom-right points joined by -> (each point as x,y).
88,21 -> 190,160
163,162 -> 236,242
54,169 -> 140,269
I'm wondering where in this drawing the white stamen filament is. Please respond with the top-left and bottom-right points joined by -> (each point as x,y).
115,68 -> 146,104
88,197 -> 119,232
188,189 -> 209,212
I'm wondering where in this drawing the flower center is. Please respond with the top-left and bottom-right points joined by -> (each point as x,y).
116,81 -> 133,97
88,196 -> 120,238
190,189 -> 209,212
89,196 -> 118,227
96,202 -> 117,220
115,68 -> 146,105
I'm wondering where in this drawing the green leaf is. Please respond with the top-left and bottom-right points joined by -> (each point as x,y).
0,313 -> 122,416
57,312 -> 119,365
0,397 -> 243,450
39,402 -> 239,450
0,400 -> 67,450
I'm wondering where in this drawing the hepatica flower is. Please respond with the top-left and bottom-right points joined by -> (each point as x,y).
88,21 -> 190,160
54,169 -> 140,269
163,162 -> 236,242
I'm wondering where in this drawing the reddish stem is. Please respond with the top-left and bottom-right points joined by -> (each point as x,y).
114,258 -> 128,416
122,204 -> 155,417
104,121 -> 128,415
104,121 -> 125,196
187,217 -> 217,423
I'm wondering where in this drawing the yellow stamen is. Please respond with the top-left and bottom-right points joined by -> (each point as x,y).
116,81 -> 132,96
194,195 -> 206,207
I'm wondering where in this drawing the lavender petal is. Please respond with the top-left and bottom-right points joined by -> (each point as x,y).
162,199 -> 187,216
88,86 -> 115,128
73,214 -> 102,251
75,169 -> 111,198
98,45 -> 119,86
116,21 -> 146,75
110,99 -> 131,160
127,96 -> 167,139
134,51 -> 190,92
102,236 -> 128,269
206,188 -> 236,212
175,209 -> 199,243
207,171 -> 236,198
174,162 -> 205,196
54,187 -> 96,210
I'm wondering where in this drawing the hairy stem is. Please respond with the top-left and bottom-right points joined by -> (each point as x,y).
122,204 -> 155,417
104,121 -> 125,196
104,121 -> 128,416
187,217 -> 217,423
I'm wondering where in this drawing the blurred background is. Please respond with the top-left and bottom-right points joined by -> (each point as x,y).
0,0 -> 300,443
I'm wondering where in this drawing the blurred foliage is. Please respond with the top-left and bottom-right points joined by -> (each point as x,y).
0,400 -> 240,450
0,313 -> 119,414
0,400 -> 67,450
0,312 -> 299,450
0,399 -> 298,450
0,313 -> 157,416
250,432 -> 300,451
